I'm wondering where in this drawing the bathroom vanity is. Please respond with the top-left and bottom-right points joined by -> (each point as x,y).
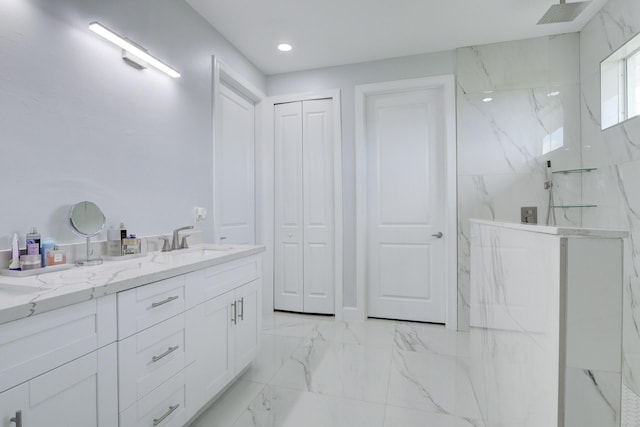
0,244 -> 264,427
470,219 -> 626,427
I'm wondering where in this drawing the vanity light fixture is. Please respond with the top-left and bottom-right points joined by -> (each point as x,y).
277,43 -> 293,52
89,21 -> 180,78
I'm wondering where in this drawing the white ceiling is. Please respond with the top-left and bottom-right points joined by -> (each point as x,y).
186,0 -> 608,75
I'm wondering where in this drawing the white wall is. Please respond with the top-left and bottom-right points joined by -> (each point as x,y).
0,0 -> 265,248
266,51 -> 456,307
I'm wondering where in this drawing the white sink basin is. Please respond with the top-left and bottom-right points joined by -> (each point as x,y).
0,283 -> 42,295
176,246 -> 233,258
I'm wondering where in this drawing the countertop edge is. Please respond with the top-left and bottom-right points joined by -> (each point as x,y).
470,219 -> 629,238
0,245 -> 265,326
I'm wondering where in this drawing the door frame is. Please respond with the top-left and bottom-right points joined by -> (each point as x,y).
211,57 -> 266,324
354,76 -> 457,330
265,90 -> 344,318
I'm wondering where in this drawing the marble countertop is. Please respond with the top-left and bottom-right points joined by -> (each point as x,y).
0,244 -> 265,325
470,219 -> 629,238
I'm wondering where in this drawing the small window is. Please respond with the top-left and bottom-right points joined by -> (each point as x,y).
601,32 -> 640,129
627,49 -> 640,119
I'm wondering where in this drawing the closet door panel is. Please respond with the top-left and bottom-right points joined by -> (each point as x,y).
274,102 -> 304,312
302,99 -> 335,314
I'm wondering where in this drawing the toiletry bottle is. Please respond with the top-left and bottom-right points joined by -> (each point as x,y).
9,233 -> 20,270
107,227 -> 122,257
26,227 -> 41,256
41,238 -> 56,267
119,223 -> 127,255
46,246 -> 66,266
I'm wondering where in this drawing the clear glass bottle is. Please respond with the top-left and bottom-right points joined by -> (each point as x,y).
45,246 -> 67,266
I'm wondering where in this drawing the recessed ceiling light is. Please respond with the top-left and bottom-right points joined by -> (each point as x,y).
277,43 -> 292,52
482,97 -> 493,103
547,91 -> 561,97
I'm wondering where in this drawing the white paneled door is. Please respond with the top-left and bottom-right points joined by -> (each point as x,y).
366,88 -> 446,323
274,99 -> 335,314
215,82 -> 255,244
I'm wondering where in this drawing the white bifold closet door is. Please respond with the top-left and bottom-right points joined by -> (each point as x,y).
274,99 -> 335,314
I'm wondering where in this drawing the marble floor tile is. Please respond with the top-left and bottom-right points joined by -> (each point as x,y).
262,311 -> 336,339
383,405 -> 484,427
232,384 -> 386,427
386,349 -> 483,420
269,338 -> 393,404
332,318 -> 397,347
242,333 -> 304,384
622,384 -> 640,427
193,313 -> 493,427
394,321 -> 470,357
189,379 -> 265,427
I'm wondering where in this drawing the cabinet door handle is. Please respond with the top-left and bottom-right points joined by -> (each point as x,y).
152,345 -> 179,362
238,297 -> 244,321
151,295 -> 179,308
231,301 -> 237,325
10,410 -> 22,427
153,404 -> 179,426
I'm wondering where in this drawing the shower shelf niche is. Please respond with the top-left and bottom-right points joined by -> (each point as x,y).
550,167 -> 598,209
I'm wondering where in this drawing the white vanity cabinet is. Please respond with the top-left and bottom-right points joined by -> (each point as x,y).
117,275 -> 189,427
0,297 -> 118,427
0,345 -> 118,427
0,247 -> 263,427
117,254 -> 262,425
185,256 -> 261,420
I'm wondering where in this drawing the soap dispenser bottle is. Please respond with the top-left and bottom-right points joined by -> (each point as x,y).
26,227 -> 41,256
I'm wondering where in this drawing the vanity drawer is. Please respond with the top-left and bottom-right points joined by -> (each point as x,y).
118,313 -> 186,411
185,256 -> 260,305
119,369 -> 186,427
0,296 -> 116,393
118,275 -> 185,339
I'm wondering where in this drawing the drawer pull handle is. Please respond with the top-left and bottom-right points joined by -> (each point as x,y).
151,295 -> 179,308
153,404 -> 180,426
238,297 -> 244,321
152,345 -> 179,362
10,410 -> 22,427
231,301 -> 237,324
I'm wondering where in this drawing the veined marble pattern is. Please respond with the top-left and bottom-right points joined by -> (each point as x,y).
189,312 -> 485,427
0,244 -> 264,325
456,34 -> 582,331
580,0 -> 640,403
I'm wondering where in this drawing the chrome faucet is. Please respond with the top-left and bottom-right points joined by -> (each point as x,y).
172,226 -> 194,250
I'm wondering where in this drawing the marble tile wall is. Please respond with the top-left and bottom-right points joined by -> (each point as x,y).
456,34 -> 583,330
579,0 -> 640,397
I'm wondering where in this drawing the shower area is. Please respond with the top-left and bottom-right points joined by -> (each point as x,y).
456,25 -> 637,425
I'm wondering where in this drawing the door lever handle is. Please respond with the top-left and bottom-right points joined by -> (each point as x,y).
432,232 -> 443,238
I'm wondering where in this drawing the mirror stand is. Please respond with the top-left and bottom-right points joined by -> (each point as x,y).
69,201 -> 106,267
76,236 -> 103,266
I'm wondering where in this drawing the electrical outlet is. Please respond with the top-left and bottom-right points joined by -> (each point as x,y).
194,207 -> 207,222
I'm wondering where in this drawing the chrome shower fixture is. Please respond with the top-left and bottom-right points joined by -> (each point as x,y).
537,0 -> 590,25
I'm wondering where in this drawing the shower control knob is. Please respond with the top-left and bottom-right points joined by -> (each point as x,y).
432,232 -> 443,238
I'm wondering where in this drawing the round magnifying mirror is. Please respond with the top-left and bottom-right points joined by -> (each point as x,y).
69,201 -> 106,266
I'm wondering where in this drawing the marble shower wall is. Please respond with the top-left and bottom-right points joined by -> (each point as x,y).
579,0 -> 640,396
456,34 -> 582,330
